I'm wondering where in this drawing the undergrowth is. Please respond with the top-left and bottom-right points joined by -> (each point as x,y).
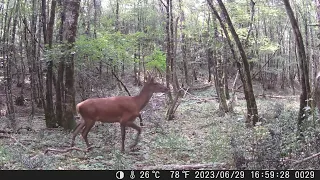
1,89 -> 320,170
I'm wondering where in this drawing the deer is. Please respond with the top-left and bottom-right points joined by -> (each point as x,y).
71,73 -> 168,152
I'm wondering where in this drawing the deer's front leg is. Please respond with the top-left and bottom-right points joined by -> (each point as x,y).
120,113 -> 139,152
120,124 -> 126,153
126,121 -> 141,150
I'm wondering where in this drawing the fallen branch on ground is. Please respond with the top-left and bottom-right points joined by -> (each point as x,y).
0,134 -> 33,152
258,94 -> 299,99
16,126 -> 35,133
0,129 -> 14,134
44,146 -> 100,154
189,97 -> 218,102
185,85 -> 213,92
288,151 -> 320,169
138,163 -> 227,170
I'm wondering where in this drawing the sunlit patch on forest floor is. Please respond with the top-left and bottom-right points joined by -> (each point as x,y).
1,82 -> 319,170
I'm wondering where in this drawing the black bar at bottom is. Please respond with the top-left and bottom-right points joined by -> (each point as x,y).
0,169 -> 319,180
113,170 -> 319,180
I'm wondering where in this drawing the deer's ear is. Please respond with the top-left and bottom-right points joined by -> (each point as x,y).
145,71 -> 152,82
150,76 -> 155,83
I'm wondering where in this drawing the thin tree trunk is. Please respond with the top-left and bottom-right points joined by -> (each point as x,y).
283,0 -> 311,131
3,0 -> 16,129
44,0 -> 57,128
41,0 -> 47,44
215,0 -> 259,125
115,0 -> 119,32
37,9 -> 45,110
56,0 -> 65,127
179,0 -> 189,86
164,0 -> 173,102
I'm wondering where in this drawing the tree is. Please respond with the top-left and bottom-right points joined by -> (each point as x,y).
209,0 -> 259,125
2,0 -> 16,130
44,0 -> 57,128
61,0 -> 81,130
179,0 -> 189,87
283,0 -> 311,132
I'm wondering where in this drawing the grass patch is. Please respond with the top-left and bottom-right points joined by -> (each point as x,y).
0,145 -> 9,169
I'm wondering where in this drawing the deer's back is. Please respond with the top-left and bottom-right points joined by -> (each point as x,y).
77,97 -> 139,123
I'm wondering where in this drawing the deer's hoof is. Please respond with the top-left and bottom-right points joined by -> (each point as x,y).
86,144 -> 95,151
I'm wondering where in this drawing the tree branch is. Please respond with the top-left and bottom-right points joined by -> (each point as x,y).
22,18 -> 44,51
44,145 -> 99,154
0,135 -> 33,152
159,0 -> 167,8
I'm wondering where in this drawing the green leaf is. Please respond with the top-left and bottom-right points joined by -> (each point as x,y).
145,48 -> 166,72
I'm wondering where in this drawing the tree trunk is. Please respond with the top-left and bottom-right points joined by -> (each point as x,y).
115,0 -> 119,32
61,0 -> 81,130
45,0 -> 57,128
179,0 -> 189,87
56,0 -> 66,127
41,0 -> 47,44
164,0 -> 173,102
3,0 -> 16,129
283,0 -> 311,131
214,0 -> 259,125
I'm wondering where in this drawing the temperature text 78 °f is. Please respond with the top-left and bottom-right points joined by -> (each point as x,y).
139,170 -> 161,179
170,171 -> 190,179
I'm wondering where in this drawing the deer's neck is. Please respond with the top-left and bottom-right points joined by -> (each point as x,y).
134,85 -> 153,111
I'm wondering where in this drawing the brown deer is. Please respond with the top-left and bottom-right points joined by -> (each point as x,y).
71,74 -> 168,152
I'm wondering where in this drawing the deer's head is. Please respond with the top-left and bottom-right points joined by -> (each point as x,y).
145,74 -> 169,93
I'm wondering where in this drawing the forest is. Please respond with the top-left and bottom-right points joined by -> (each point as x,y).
1,0 -> 320,170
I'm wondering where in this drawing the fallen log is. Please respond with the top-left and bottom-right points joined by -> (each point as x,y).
138,162 -> 227,170
182,85 -> 213,93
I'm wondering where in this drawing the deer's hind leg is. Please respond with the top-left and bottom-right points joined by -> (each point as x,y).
71,121 -> 85,147
81,120 -> 95,149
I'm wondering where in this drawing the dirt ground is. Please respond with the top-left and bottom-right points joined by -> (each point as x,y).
0,78 -> 311,170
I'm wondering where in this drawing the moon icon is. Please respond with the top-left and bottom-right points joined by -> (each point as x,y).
116,171 -> 125,179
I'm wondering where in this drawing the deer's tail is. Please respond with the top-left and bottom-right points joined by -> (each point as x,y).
72,103 -> 83,132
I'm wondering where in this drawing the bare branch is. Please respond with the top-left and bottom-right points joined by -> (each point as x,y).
0,135 -> 33,152
288,152 -> 320,169
44,145 -> 100,154
159,0 -> 167,8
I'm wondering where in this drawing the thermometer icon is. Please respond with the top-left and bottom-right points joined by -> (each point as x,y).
130,170 -> 135,179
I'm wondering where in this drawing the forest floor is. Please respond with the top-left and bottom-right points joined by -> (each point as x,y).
1,78 -> 318,170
